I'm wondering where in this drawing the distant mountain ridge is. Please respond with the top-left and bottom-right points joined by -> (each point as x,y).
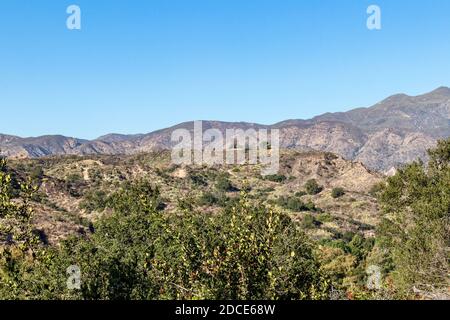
2,87 -> 449,171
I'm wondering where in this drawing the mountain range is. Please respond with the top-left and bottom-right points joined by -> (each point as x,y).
2,87 -> 450,171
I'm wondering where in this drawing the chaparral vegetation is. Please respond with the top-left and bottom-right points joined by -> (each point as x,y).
0,140 -> 449,300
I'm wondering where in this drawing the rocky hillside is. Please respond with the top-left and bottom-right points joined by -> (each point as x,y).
7,150 -> 382,244
2,87 -> 449,171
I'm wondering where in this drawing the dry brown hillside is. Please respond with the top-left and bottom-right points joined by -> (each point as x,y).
8,150 -> 383,245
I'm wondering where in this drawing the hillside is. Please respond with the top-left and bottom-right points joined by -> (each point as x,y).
2,140 -> 449,300
1,87 -> 449,171
7,150 -> 382,244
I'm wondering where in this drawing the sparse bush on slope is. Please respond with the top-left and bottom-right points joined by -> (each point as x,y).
331,187 -> 345,199
305,179 -> 323,195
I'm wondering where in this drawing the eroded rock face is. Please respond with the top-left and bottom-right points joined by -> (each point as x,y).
279,151 -> 382,193
278,122 -> 367,159
1,87 -> 449,171
354,129 -> 436,171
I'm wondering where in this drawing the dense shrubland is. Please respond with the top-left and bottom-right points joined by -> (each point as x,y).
0,175 -> 328,299
374,139 -> 450,299
0,139 -> 448,300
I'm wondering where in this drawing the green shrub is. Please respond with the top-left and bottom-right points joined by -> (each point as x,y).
190,173 -> 208,187
376,139 -> 450,296
304,201 -> 319,212
198,192 -> 218,206
30,166 -> 44,183
331,187 -> 345,199
215,175 -> 234,192
295,191 -> 307,197
302,214 -> 320,229
304,179 -> 323,195
368,182 -> 385,198
79,190 -> 108,213
107,180 -> 164,213
264,174 -> 287,183
64,173 -> 85,197
17,190 -> 329,300
316,213 -> 333,223
275,196 -> 319,212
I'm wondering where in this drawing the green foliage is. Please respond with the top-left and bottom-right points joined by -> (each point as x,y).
198,191 -> 233,208
177,196 -> 195,211
302,214 -> 320,229
107,180 -> 164,213
87,168 -> 103,185
316,212 -> 333,223
215,174 -> 234,192
274,196 -> 319,212
198,192 -> 219,206
304,179 -> 323,195
4,140 -> 447,300
29,166 -> 44,184
347,234 -> 374,263
64,173 -> 85,197
263,174 -> 287,183
150,195 -> 329,299
78,180 -> 165,213
14,187 -> 329,300
0,157 -> 43,299
376,139 -> 450,297
331,187 -> 345,199
79,190 -> 108,213
190,173 -> 208,187
317,233 -> 375,294
368,182 -> 385,198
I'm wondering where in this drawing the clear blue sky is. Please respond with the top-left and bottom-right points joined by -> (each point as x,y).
1,0 -> 450,139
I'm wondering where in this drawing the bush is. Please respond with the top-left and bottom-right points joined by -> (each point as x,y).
275,196 -> 319,212
88,168 -> 103,184
0,158 -> 41,299
107,180 -> 164,214
295,191 -> 307,197
368,182 -> 385,198
331,187 -> 345,199
19,191 -> 329,300
198,192 -> 218,206
302,214 -> 321,229
286,197 -> 305,211
316,213 -> 333,223
190,173 -> 208,187
304,179 -> 323,195
376,139 -> 450,297
79,190 -> 108,213
264,174 -> 287,183
65,173 -> 85,197
30,166 -> 44,183
215,175 -> 234,192
177,196 -> 195,211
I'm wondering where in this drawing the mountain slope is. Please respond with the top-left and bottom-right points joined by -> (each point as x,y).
1,87 -> 449,171
310,87 -> 450,137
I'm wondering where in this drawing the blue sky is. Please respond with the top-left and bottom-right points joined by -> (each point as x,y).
1,0 -> 450,139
